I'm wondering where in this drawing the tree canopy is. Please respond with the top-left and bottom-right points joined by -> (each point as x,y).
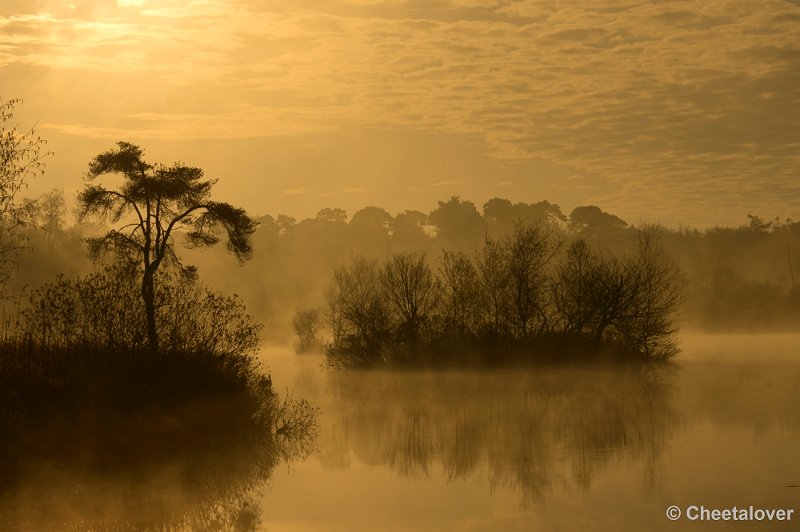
77,141 -> 257,351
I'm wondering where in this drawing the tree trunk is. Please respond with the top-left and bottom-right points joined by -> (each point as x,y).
142,268 -> 159,352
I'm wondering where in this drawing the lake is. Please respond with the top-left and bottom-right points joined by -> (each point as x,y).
2,334 -> 798,530
261,333 -> 800,531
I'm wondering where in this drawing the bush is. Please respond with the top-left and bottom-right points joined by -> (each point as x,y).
22,261 -> 260,356
292,308 -> 324,353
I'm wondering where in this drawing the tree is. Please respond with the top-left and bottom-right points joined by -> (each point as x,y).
503,222 -> 561,339
292,308 -> 324,353
428,196 -> 485,251
439,250 -> 483,340
552,232 -> 682,359
391,209 -> 429,251
476,235 -> 510,338
621,230 -> 683,358
0,98 -> 49,289
483,198 -> 565,238
551,238 -> 597,336
350,206 -> 392,255
325,256 -> 390,366
76,141 -> 257,351
24,188 -> 66,235
381,252 -> 441,351
569,206 -> 627,237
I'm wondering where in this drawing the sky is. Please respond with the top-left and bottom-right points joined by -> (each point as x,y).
1,0 -> 798,228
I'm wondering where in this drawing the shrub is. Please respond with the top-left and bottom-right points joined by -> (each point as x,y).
292,308 -> 324,353
22,260 -> 260,357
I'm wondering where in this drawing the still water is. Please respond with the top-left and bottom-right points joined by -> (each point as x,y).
2,334 -> 798,530
262,334 -> 800,531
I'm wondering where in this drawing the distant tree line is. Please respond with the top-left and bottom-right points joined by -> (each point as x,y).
5,192 -> 799,340
320,223 -> 682,367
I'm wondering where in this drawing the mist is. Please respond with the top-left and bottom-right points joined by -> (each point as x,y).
3,0 -> 800,528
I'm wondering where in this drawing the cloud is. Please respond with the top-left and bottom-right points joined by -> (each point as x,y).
2,0 -> 798,224
407,180 -> 464,191
280,187 -> 315,196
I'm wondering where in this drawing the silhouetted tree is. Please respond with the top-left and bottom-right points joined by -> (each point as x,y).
476,235 -> 510,337
381,252 -> 441,351
439,250 -> 483,340
391,209 -> 429,251
551,238 -> 598,336
292,308 -> 324,353
621,230 -> 683,358
747,213 -> 772,233
326,256 -> 390,366
552,232 -> 681,358
503,222 -> 561,338
350,206 -> 392,256
316,207 -> 347,224
76,141 -> 256,351
483,198 -> 565,237
429,196 -> 485,251
0,98 -> 49,289
569,205 -> 627,239
34,189 -> 66,235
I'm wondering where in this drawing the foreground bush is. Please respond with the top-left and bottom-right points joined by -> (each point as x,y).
22,261 -> 260,357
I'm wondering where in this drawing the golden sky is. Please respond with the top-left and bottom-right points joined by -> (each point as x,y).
1,0 -> 798,227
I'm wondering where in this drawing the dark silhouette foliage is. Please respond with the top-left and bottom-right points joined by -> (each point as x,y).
324,224 -> 682,366
23,260 -> 261,357
326,257 -> 391,367
0,340 -> 318,530
381,252 -> 441,355
0,98 -> 49,290
292,308 -> 324,353
2,260 -> 317,530
77,141 -> 257,351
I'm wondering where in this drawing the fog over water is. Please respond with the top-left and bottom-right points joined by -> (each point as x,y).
2,0 -> 798,527
261,334 -> 800,531
1,329 -> 798,531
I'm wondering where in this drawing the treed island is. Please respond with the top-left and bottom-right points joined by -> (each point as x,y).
1,99 -> 800,526
0,101 -> 315,530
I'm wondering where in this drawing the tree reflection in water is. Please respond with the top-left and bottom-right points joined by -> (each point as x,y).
325,366 -> 677,502
0,392 -> 317,531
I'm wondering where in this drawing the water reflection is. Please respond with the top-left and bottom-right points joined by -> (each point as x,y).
324,366 -> 678,501
0,395 -> 315,531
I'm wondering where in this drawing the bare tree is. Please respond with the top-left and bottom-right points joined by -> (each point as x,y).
620,230 -> 683,358
552,232 -> 682,359
551,238 -> 597,336
439,250 -> 483,340
381,252 -> 441,350
326,256 -> 390,366
503,222 -> 561,339
476,235 -> 510,338
292,308 -> 324,353
0,98 -> 49,289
